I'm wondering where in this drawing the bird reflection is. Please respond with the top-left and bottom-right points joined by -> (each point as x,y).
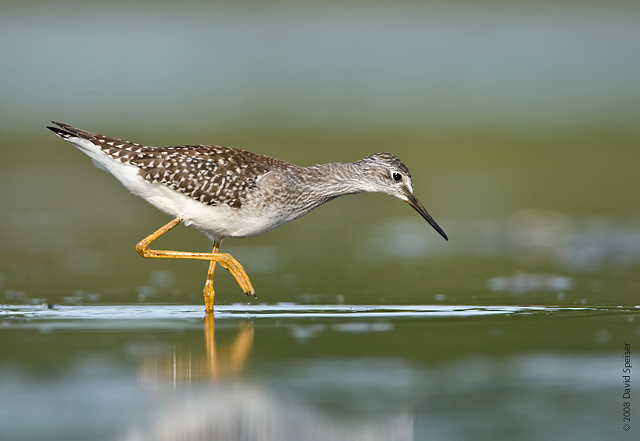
139,314 -> 253,384
204,314 -> 254,380
131,316 -> 413,441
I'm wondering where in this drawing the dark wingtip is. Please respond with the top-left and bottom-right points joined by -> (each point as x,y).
46,121 -> 89,140
47,121 -> 65,130
47,123 -> 69,137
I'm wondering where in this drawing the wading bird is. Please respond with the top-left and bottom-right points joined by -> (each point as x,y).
48,122 -> 447,313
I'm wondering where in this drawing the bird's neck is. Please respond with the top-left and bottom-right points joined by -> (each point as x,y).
297,161 -> 371,203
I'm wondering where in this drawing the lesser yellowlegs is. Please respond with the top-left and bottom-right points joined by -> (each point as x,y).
47,122 -> 447,313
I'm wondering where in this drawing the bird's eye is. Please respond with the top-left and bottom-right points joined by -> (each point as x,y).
392,172 -> 402,182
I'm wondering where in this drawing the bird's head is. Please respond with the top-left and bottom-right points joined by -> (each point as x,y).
356,152 -> 448,241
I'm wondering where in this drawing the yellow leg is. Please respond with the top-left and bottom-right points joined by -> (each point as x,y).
135,217 -> 255,311
203,241 -> 220,314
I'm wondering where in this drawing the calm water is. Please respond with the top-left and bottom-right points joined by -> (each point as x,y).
1,304 -> 637,440
1,1 -> 639,440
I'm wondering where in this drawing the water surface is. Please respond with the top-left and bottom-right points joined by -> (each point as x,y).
1,304 -> 636,440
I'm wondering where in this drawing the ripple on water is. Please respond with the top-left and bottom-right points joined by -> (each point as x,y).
0,303 -> 602,322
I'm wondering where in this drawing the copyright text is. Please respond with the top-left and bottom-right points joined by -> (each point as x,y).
623,342 -> 631,431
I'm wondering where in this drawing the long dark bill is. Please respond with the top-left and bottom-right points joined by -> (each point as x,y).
406,194 -> 448,241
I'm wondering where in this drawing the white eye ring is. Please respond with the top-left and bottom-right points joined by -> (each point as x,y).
392,172 -> 402,182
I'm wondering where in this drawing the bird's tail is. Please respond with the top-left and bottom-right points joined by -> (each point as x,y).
46,121 -> 97,141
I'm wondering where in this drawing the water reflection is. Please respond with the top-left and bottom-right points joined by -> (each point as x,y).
0,305 -> 635,440
139,315 -> 254,384
125,387 -> 411,440
129,314 -> 413,441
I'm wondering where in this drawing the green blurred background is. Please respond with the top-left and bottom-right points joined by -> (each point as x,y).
1,0 -> 639,308
1,2 -> 639,440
